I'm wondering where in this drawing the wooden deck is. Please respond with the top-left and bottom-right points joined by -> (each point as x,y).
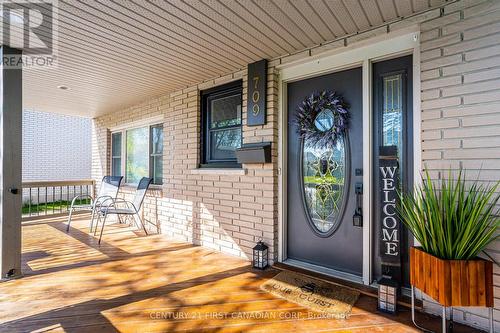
0,214 -> 481,333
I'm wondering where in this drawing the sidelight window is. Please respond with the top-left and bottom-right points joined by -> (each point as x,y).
382,74 -> 403,155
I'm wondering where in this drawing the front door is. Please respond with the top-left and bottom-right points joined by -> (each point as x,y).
286,67 -> 363,277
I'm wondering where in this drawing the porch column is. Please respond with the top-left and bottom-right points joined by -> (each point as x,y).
0,46 -> 22,279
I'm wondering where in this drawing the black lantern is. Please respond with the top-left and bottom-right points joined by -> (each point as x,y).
252,240 -> 268,269
377,276 -> 399,314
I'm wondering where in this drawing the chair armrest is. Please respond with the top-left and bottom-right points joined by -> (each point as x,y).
94,195 -> 115,207
70,194 -> 93,207
102,198 -> 138,213
113,198 -> 138,212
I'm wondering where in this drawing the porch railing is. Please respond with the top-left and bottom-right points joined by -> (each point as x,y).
22,180 -> 95,220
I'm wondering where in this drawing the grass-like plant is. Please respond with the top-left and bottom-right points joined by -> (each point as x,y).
397,169 -> 499,260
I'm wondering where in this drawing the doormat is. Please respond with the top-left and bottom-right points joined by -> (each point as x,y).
260,271 -> 360,319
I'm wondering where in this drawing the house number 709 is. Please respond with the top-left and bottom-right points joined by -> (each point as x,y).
252,76 -> 260,116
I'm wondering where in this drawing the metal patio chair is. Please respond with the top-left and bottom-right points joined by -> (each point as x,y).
94,177 -> 153,244
66,176 -> 123,232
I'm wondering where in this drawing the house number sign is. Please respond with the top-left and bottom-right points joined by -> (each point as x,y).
379,146 -> 402,265
247,59 -> 267,126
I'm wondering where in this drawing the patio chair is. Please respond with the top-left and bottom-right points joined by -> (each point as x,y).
66,176 -> 123,233
94,177 -> 153,244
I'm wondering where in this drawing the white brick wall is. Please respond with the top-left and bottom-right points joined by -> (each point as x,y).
420,1 -> 500,331
92,71 -> 279,263
91,1 -> 500,330
23,109 -> 91,181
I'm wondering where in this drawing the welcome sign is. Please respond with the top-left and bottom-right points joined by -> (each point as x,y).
379,146 -> 401,265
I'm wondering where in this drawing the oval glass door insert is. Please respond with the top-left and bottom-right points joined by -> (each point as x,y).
302,137 -> 346,234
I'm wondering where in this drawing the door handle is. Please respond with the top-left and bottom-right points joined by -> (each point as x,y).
9,188 -> 18,194
353,182 -> 363,227
353,208 -> 363,227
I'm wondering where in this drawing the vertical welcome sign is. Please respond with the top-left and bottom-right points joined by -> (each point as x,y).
379,146 -> 401,266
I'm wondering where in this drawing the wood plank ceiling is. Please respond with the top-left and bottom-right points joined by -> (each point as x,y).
8,0 -> 445,117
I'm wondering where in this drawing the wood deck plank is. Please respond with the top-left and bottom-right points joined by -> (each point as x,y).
0,215 -> 481,333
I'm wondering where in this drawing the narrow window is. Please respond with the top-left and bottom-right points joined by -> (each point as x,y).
382,73 -> 404,182
382,74 -> 403,154
201,81 -> 242,167
111,132 -> 122,177
150,124 -> 163,185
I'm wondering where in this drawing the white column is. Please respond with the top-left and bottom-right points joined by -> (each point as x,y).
0,46 -> 23,279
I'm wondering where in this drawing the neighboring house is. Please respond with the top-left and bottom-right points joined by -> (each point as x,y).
22,109 -> 91,181
22,110 -> 91,204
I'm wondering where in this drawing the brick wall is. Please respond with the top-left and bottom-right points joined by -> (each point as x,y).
23,109 -> 91,181
420,0 -> 500,330
92,0 -> 499,330
92,70 -> 279,262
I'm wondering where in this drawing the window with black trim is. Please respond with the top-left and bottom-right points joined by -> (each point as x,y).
201,81 -> 242,167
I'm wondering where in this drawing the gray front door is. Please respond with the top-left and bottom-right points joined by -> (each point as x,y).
286,67 -> 363,276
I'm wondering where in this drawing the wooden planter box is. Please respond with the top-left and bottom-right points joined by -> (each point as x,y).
410,247 -> 493,307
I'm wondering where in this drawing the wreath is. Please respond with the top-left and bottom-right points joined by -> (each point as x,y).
296,90 -> 350,149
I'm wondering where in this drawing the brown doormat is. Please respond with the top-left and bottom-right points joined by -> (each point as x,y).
261,270 -> 360,319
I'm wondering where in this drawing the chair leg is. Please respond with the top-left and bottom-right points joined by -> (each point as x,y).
135,214 -> 148,235
89,208 -> 96,233
66,206 -> 74,232
131,214 -> 139,230
98,212 -> 108,244
93,213 -> 101,236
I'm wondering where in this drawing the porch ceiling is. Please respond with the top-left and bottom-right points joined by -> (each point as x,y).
13,0 -> 445,117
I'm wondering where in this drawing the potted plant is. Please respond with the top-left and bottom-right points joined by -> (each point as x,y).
397,170 -> 499,307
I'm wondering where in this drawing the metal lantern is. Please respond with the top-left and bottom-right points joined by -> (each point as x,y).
377,276 -> 399,314
252,240 -> 268,269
